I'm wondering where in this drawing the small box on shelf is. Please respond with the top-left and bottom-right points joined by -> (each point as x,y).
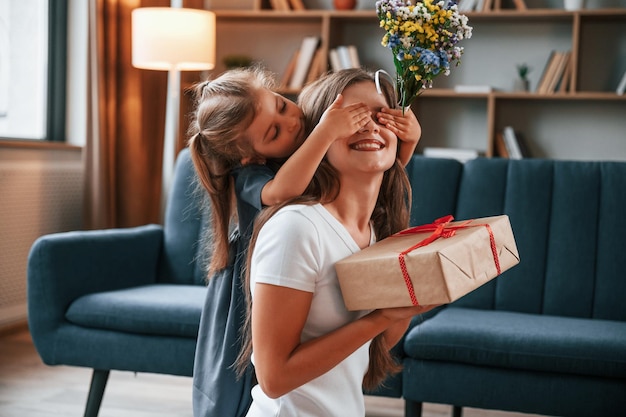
423,147 -> 481,163
454,85 -> 494,94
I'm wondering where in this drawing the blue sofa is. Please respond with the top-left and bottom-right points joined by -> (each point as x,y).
27,148 -> 209,416
400,156 -> 626,417
28,149 -> 626,416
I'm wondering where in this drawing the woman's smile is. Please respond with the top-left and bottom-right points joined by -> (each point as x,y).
349,139 -> 386,151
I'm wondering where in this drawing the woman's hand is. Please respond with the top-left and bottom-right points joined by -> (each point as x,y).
377,304 -> 442,348
378,304 -> 441,321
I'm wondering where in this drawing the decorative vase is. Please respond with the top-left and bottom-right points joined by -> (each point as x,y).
513,78 -> 529,92
333,0 -> 357,10
564,0 -> 585,10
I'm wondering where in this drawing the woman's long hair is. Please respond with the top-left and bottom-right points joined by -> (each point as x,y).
187,66 -> 277,278
236,69 -> 412,391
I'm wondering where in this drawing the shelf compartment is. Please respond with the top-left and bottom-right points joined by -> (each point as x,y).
494,99 -> 626,160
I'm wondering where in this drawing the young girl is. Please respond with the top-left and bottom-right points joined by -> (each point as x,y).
189,66 -> 420,417
237,68 -> 437,416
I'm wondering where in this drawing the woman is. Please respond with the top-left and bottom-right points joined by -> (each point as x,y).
237,69 -> 437,416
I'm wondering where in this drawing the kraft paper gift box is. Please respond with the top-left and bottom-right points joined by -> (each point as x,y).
335,215 -> 520,311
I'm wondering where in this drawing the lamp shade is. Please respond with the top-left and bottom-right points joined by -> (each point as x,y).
132,8 -> 216,71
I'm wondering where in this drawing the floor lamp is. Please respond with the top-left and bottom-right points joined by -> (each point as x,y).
131,5 -> 216,220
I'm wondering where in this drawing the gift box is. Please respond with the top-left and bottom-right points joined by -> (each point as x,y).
335,215 -> 520,311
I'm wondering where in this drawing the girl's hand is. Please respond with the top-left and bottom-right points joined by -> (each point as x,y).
315,94 -> 371,142
377,107 -> 421,145
378,107 -> 421,166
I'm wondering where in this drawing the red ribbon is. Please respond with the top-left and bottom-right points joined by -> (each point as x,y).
394,215 -> 502,306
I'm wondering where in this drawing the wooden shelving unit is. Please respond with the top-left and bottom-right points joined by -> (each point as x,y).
210,4 -> 626,161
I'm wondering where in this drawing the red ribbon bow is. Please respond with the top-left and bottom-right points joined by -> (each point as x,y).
394,215 -> 501,306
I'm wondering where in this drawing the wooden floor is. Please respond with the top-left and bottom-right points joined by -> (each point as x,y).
0,327 -> 545,417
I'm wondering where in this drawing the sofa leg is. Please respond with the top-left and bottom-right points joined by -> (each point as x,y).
83,369 -> 110,417
452,405 -> 463,417
405,399 -> 423,417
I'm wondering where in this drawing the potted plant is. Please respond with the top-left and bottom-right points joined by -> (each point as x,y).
515,63 -> 531,91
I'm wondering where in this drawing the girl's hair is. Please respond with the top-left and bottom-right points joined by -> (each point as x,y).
187,66 -> 277,277
236,68 -> 412,391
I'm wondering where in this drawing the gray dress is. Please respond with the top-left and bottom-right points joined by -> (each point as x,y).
192,164 -> 276,417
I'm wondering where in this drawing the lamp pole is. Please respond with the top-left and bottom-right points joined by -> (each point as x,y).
161,68 -> 180,221
160,0 -> 183,220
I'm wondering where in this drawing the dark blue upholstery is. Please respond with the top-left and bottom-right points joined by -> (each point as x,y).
402,157 -> 626,417
27,149 -> 208,416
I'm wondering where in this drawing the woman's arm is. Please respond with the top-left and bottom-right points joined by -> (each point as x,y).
251,282 -> 395,398
261,95 -> 370,206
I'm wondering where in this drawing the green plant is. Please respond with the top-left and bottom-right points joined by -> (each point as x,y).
516,63 -> 531,80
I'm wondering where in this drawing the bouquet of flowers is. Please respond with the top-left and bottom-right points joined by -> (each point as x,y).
376,0 -> 473,110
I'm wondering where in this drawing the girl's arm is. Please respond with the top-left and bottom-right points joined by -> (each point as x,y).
251,282 -> 438,398
377,107 -> 421,166
261,95 -> 370,206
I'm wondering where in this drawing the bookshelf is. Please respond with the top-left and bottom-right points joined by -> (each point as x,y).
207,2 -> 626,161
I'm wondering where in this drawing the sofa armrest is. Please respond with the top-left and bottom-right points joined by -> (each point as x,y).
27,224 -> 164,355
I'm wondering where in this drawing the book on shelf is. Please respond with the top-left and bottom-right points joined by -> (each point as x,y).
269,0 -> 291,10
288,36 -> 321,90
557,57 -> 572,93
329,49 -> 342,72
423,147 -> 480,163
536,51 -> 557,94
457,0 -> 477,11
495,132 -> 509,158
536,51 -> 570,94
512,0 -> 527,10
454,85 -> 494,94
502,126 -> 531,159
347,45 -> 361,69
305,48 -> 324,85
288,0 -> 306,10
546,51 -> 571,93
337,46 -> 353,69
329,45 -> 361,71
616,70 -> 626,95
280,49 -> 300,87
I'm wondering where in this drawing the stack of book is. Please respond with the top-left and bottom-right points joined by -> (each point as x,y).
328,45 -> 361,72
536,50 -> 572,94
268,0 -> 305,10
495,126 -> 530,159
281,36 -> 323,90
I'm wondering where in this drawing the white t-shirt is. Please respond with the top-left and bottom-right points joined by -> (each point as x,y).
246,203 -> 374,417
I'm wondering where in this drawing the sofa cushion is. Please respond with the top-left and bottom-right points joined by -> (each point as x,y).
404,307 -> 626,379
66,284 -> 207,338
